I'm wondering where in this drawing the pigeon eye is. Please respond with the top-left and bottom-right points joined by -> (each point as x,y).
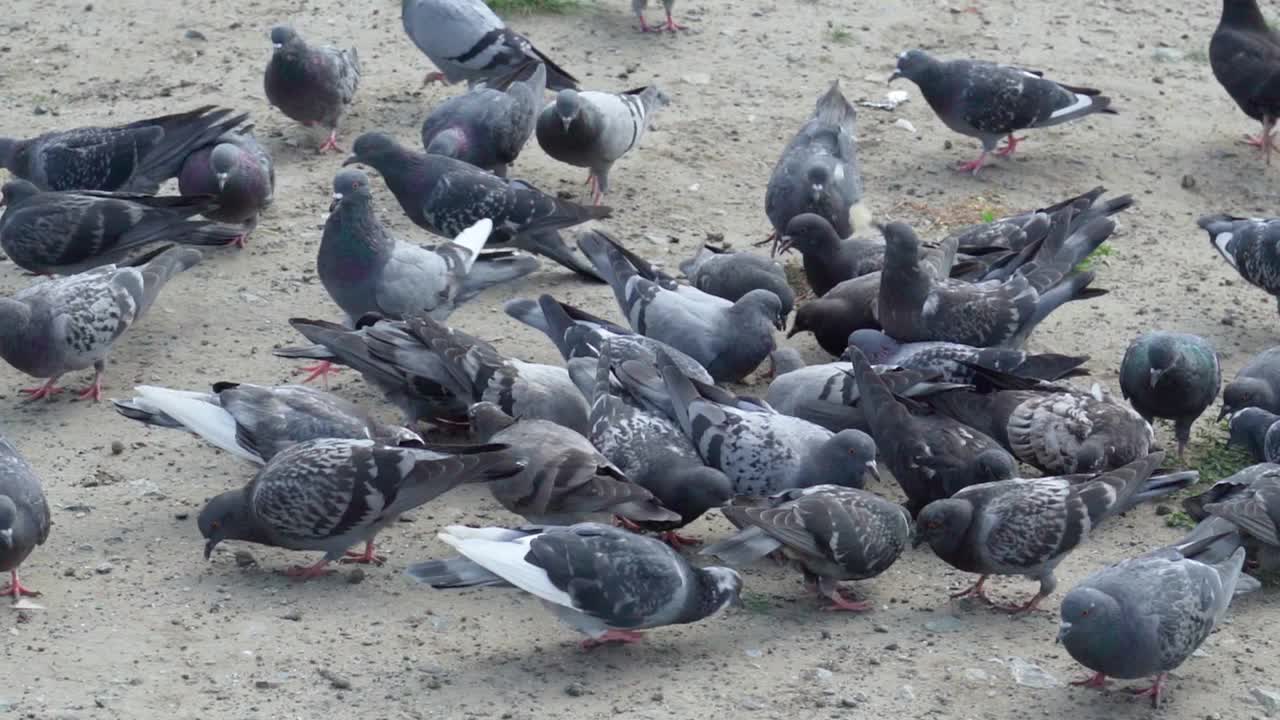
926,521 -> 941,529
1081,609 -> 1089,617
210,521 -> 221,531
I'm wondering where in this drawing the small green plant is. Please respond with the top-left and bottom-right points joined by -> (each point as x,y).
827,22 -> 852,44
739,592 -> 774,614
1164,510 -> 1196,530
484,0 -> 580,14
1074,242 -> 1114,272
979,209 -> 996,223
1184,422 -> 1253,484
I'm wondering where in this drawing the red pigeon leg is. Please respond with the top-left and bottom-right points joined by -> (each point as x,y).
340,540 -> 386,566
1070,671 -> 1109,689
422,71 -> 446,86
76,367 -> 104,402
955,151 -> 990,176
318,130 -> 342,153
993,590 -> 1048,615
661,11 -> 687,31
580,630 -> 645,649
1127,673 -> 1168,708
949,574 -> 997,604
20,376 -> 64,402
298,361 -> 341,387
995,134 -> 1027,157
0,570 -> 40,599
659,530 -> 701,547
283,558 -> 335,580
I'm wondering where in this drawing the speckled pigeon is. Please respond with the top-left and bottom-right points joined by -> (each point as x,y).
406,523 -> 741,648
1201,214 -> 1280,313
0,435 -> 50,601
1210,0 -> 1280,164
1119,332 -> 1221,458
177,126 -> 274,246
1219,345 -> 1280,418
846,329 -> 1089,384
678,244 -> 796,318
421,61 -> 545,177
263,25 -> 361,153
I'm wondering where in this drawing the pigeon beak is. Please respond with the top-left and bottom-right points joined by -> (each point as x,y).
560,115 -> 572,132
341,155 -> 361,167
1148,368 -> 1165,389
215,172 -> 229,191
203,536 -> 221,560
773,315 -> 786,332
329,192 -> 343,213
1056,621 -> 1070,644
0,529 -> 11,550
272,42 -> 284,50
888,70 -> 903,84
865,460 -> 881,483
811,183 -> 824,203
775,235 -> 795,257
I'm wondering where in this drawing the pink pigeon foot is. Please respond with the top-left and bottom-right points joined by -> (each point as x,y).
995,134 -> 1026,157
637,16 -> 657,31
283,559 -> 335,580
299,361 -> 341,386
580,629 -> 645,649
950,575 -> 997,604
955,152 -> 989,176
20,378 -> 64,402
660,13 -> 687,31
75,378 -> 103,403
1128,673 -> 1168,708
659,530 -> 701,547
339,541 -> 386,566
820,585 -> 872,612
318,130 -> 342,153
1070,671 -> 1109,689
614,516 -> 643,532
0,570 -> 40,599
422,71 -> 446,87
993,591 -> 1048,615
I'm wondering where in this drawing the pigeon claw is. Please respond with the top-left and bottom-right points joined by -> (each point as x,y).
20,379 -> 64,402
298,361 -> 341,387
1,571 -> 40,600
949,575 -> 995,604
580,629 -> 645,649
282,560 -> 335,580
421,71 -> 446,87
339,542 -> 386,566
1127,673 -> 1167,708
658,530 -> 702,548
76,379 -> 103,403
954,153 -> 989,176
994,134 -> 1026,157
992,591 -> 1047,615
821,591 -> 873,613
318,130 -> 342,154
660,13 -> 688,31
1070,671 -> 1109,689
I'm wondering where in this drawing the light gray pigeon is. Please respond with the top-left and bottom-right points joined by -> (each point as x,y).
889,49 -> 1116,174
679,244 -> 796,319
1183,463 -> 1280,572
578,229 -> 783,383
1220,346 -> 1280,419
177,126 -> 275,246
535,86 -> 669,204
1204,469 -> 1280,558
1120,332 -> 1221,458
1058,535 -> 1246,708
469,402 -> 679,526
915,452 -> 1197,613
846,329 -> 1089,384
765,81 -> 870,251
1227,407 -> 1280,463
199,438 -> 524,577
401,0 -> 578,90
631,0 -> 686,32
420,61 -> 546,177
703,485 -> 910,612
112,382 -> 424,465
405,523 -> 741,648
1201,215 -> 1280,314
0,435 -> 50,601
263,26 -> 361,153
0,245 -> 202,402
1209,0 -> 1280,165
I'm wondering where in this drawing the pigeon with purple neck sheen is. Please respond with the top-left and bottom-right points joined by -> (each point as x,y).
421,61 -> 546,177
263,25 -> 361,153
177,126 -> 274,246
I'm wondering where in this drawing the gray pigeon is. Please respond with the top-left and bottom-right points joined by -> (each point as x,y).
765,81 -> 870,250
915,452 -> 1196,613
1209,0 -> 1280,164
679,244 -> 796,319
0,180 -> 241,275
1120,332 -> 1221,458
1058,535 -> 1245,707
401,0 -> 578,90
889,49 -> 1116,174
112,382 -> 424,465
0,245 -> 203,402
846,329 -> 1089,384
199,438 -> 524,577
1201,215 -> 1280,313
1204,469 -> 1280,559
469,402 -> 678,526
177,127 -> 275,246
650,350 -> 878,494
1183,463 -> 1280,572
703,485 -> 910,612
788,273 -> 881,356
344,132 -> 609,279
1183,463 -> 1280,522
1220,346 -> 1280,419
1227,407 -> 1280,463
405,523 -> 741,648
631,0 -> 686,32
877,220 -> 1109,348
0,105 -> 249,193
535,86 -> 669,204
578,230 -> 783,383
318,169 -> 537,325
0,435 -> 50,601
420,61 -> 546,177
848,346 -> 1017,517
775,214 -> 885,296
263,26 -> 361,153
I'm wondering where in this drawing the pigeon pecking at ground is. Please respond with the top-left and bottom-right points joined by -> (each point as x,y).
1058,534 -> 1247,708
846,329 -> 1090,384
0,180 -> 242,275
703,485 -> 911,612
199,438 -> 525,578
765,81 -> 870,252
0,435 -> 50,601
401,0 -> 578,90
177,126 -> 275,247
1119,332 -> 1221,459
0,105 -> 248,193
0,245 -> 203,402
406,523 -> 741,648
536,85 -> 669,205
420,61 -> 546,178
678,244 -> 796,319
263,25 -> 361,153
1227,407 -> 1280,463
889,49 -> 1116,174
787,273 -> 882,356
1219,345 -> 1280,418
112,382 -> 424,465
1203,469 -> 1280,563
776,214 -> 886,296
1209,0 -> 1280,164
1200,214 -> 1280,314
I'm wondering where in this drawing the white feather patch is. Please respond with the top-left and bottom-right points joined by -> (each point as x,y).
441,535 -> 577,610
132,386 -> 263,464
1050,93 -> 1094,120
1213,232 -> 1237,267
449,218 -> 494,273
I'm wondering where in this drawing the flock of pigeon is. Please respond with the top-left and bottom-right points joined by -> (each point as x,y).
0,0 -> 1279,710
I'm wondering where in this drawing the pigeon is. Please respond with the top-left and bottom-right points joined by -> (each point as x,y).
535,85 -> 669,204
788,273 -> 881,356
915,452 -> 1197,613
401,0 -> 578,90
343,132 -> 609,279
405,523 -> 741,648
574,349 -> 732,544
765,81 -> 870,253
1227,407 -> 1280,463
1183,463 -> 1280,521
1119,332 -> 1221,458
702,485 -> 911,611
923,369 -> 1155,475
1200,215 -> 1280,313
112,382 -> 424,465
199,438 -> 524,577
420,61 -> 546,177
469,402 -> 678,526
876,220 -> 1109,348
318,168 -> 537,327
0,105 -> 249,193
177,126 -> 275,246
776,214 -> 886,296
1183,464 -> 1280,573
0,245 -> 203,402
0,435 -> 50,601
679,244 -> 796,319
1203,469 -> 1280,560
1058,535 -> 1246,707
263,26 -> 360,153
848,346 -> 1017,516
1220,346 -> 1280,418
650,349 -> 879,494
1209,0 -> 1280,163
889,49 -> 1116,174
0,181 -> 242,275
632,0 -> 686,32
578,229 -> 783,383
846,329 -> 1090,384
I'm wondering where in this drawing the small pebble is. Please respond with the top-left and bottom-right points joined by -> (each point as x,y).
110,441 -> 125,455
565,683 -> 585,697
281,610 -> 303,622
346,568 -> 366,584
95,562 -> 113,575
184,29 -> 207,41
318,669 -> 352,690
233,550 -> 257,568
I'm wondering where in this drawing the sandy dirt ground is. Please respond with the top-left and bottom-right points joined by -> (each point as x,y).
1,0 -> 1279,718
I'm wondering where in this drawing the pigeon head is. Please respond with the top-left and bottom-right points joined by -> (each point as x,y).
269,25 -> 301,52
879,222 -> 922,262
846,329 -> 900,364
1056,586 -> 1122,664
209,144 -> 242,190
553,90 -> 582,131
331,169 -> 373,212
777,213 -> 841,257
806,163 -> 832,202
1227,406 -> 1279,451
667,467 -> 734,522
344,132 -> 401,169
0,496 -> 16,550
469,402 -> 517,442
976,448 -> 1017,483
1142,335 -> 1183,389
697,565 -> 745,613
1221,378 -> 1275,421
824,429 -> 880,487
912,498 -> 973,549
888,49 -> 936,84
0,179 -> 40,208
769,347 -> 806,376
198,489 -> 262,560
383,424 -> 427,448
735,289 -> 786,331
0,299 -> 34,353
